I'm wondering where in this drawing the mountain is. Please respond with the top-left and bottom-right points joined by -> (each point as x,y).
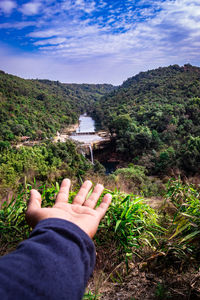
93,64 -> 200,174
0,70 -> 114,142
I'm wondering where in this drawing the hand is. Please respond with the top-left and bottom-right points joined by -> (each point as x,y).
26,179 -> 112,238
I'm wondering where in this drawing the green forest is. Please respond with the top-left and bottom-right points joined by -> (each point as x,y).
0,70 -> 114,142
92,64 -> 200,175
0,65 -> 200,299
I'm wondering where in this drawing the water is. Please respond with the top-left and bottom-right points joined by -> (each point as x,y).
89,144 -> 94,164
70,114 -> 103,164
70,134 -> 102,143
70,115 -> 116,172
101,161 -> 118,174
70,115 -> 103,144
76,114 -> 95,133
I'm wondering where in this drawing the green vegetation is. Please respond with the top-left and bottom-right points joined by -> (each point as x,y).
165,178 -> 200,257
98,191 -> 161,258
0,65 -> 200,298
0,70 -> 114,142
1,179 -> 199,260
109,164 -> 164,196
92,64 -> 200,174
0,179 -> 199,298
83,291 -> 100,299
0,140 -> 92,196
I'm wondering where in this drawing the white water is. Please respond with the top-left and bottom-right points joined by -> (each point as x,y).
70,134 -> 102,143
70,115 -> 103,144
70,114 -> 103,164
76,114 -> 95,133
89,144 -> 94,164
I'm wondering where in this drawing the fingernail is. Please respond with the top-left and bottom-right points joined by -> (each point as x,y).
84,180 -> 92,186
97,184 -> 104,189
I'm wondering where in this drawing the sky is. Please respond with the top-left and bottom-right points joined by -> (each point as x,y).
0,0 -> 200,85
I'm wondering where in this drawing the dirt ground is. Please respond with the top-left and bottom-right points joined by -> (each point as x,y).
87,256 -> 200,299
86,196 -> 200,300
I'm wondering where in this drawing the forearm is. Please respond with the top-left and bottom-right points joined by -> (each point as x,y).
0,218 -> 96,300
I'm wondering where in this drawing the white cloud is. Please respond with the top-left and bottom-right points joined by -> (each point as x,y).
0,21 -> 36,29
24,0 -> 200,67
34,37 -> 67,46
0,0 -> 16,14
1,0 -> 200,84
34,1 -> 200,79
1,40 -> 196,86
75,0 -> 96,13
59,0 -> 96,15
28,23 -> 101,39
20,1 -> 42,16
28,28 -> 61,38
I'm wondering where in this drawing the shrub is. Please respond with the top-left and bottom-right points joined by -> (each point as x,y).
166,179 -> 200,255
109,165 -> 164,196
97,189 -> 162,260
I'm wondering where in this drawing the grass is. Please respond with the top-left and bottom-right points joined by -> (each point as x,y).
83,291 -> 101,299
164,179 -> 200,258
155,283 -> 171,299
1,178 -> 199,256
97,189 -> 162,259
0,182 -> 161,253
0,178 -> 200,299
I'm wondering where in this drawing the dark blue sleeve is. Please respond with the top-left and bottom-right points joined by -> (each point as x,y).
0,218 -> 96,300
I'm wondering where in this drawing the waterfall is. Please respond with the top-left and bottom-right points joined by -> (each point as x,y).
89,144 -> 94,164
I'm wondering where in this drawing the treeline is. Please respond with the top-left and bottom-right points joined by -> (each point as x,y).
0,70 -> 114,143
92,64 -> 200,174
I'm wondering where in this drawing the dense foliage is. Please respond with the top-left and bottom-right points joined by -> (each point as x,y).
109,164 -> 164,196
166,178 -> 200,254
98,190 -> 161,258
0,70 -> 114,142
0,183 -> 160,254
93,64 -> 200,174
0,140 -> 92,196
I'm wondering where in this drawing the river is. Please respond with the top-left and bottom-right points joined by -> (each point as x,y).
70,114 -> 103,144
76,114 -> 95,133
70,114 -> 118,173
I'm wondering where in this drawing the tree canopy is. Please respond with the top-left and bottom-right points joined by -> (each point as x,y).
92,64 -> 200,174
0,71 -> 114,142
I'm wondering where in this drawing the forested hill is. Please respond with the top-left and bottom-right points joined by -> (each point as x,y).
93,64 -> 200,174
0,70 -> 114,142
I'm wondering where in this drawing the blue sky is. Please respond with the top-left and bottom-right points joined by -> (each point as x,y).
0,0 -> 200,85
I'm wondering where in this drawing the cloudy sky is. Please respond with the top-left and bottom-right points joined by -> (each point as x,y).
0,0 -> 200,85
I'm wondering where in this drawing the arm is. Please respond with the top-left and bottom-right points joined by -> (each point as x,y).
0,179 -> 112,300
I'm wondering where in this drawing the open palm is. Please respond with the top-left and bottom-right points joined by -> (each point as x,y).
26,179 -> 112,238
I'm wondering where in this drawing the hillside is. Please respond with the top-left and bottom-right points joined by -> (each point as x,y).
0,66 -> 200,299
0,70 -> 114,143
93,64 -> 200,174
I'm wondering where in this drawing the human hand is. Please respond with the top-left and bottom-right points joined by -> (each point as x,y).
26,179 -> 112,238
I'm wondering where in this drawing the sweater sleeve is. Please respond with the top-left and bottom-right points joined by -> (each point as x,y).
0,218 -> 96,300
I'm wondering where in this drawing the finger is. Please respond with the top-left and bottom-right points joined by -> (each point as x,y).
55,178 -> 71,204
27,189 -> 42,213
84,184 -> 104,209
73,180 -> 93,205
96,193 -> 112,219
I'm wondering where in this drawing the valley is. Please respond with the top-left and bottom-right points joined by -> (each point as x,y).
0,65 -> 200,299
